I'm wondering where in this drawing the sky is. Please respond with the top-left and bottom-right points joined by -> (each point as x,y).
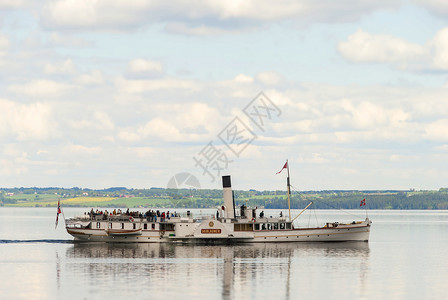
0,0 -> 447,191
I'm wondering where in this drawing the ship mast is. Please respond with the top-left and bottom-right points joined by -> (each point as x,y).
287,159 -> 291,221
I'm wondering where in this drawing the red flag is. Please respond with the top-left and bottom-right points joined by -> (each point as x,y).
55,200 -> 61,229
360,199 -> 366,206
276,162 -> 288,174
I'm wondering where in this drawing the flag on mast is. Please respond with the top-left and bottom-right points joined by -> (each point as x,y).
360,199 -> 366,206
276,161 -> 288,174
55,199 -> 62,229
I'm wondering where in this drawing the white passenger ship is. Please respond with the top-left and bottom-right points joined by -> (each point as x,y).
65,164 -> 371,243
64,162 -> 372,243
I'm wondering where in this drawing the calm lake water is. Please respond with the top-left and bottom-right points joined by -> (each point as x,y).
1,208 -> 447,300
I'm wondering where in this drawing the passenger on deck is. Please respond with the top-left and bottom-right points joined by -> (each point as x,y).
240,204 -> 246,217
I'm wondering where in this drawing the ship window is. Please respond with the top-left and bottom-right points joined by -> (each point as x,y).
261,224 -> 266,230
96,222 -> 100,229
267,223 -> 272,230
274,223 -> 279,230
144,224 -> 147,230
121,223 -> 124,229
108,223 -> 112,229
133,223 -> 136,230
255,224 -> 260,230
280,223 -> 285,230
152,223 -> 155,230
235,224 -> 253,231
286,223 -> 292,229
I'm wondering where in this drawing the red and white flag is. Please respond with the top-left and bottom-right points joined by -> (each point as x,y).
360,199 -> 366,207
55,199 -> 62,229
276,162 -> 288,174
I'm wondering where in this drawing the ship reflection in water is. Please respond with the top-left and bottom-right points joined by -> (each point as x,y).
63,242 -> 370,299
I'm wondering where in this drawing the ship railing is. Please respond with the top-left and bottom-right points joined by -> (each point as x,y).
71,215 -> 91,221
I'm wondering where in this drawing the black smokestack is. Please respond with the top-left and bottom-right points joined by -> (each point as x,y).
222,175 -> 231,188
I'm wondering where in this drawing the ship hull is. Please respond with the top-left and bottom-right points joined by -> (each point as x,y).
66,222 -> 370,244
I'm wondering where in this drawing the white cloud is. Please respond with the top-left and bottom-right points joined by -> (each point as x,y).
299,152 -> 329,164
234,74 -> 254,83
256,71 -> 283,86
0,159 -> 28,176
40,0 -> 399,33
94,112 -> 114,130
264,84 -> 426,146
338,29 -> 427,69
4,1 -> 448,190
48,32 -> 91,47
0,99 -> 56,140
263,89 -> 294,106
128,59 -> 163,74
429,27 -> 448,69
140,118 -> 183,140
115,77 -> 197,93
75,70 -> 105,85
117,102 -> 220,143
117,130 -> 141,142
70,111 -> 114,130
128,146 -> 155,158
41,0 -> 152,30
164,23 -> 237,35
64,144 -> 102,155
339,99 -> 389,129
0,32 -> 10,55
118,118 -> 183,143
0,0 -> 30,9
415,0 -> 448,18
8,79 -> 73,97
424,119 -> 448,142
3,144 -> 27,159
43,59 -> 76,75
339,27 -> 448,71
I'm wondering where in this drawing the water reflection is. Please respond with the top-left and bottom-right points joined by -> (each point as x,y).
67,242 -> 369,259
62,242 -> 369,299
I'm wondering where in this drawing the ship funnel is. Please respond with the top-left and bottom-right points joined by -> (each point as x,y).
222,175 -> 235,219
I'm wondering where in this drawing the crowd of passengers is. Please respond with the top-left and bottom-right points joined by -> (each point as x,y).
88,208 -> 180,222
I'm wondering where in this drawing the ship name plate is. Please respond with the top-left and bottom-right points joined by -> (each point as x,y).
201,229 -> 221,234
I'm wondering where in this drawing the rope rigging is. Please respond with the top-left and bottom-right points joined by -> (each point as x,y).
289,184 -> 366,220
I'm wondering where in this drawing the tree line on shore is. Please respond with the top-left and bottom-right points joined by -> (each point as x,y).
1,187 -> 448,209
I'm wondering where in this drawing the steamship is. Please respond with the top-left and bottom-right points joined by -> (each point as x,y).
65,165 -> 372,243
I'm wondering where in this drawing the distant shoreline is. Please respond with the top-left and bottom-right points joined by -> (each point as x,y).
2,187 -> 448,210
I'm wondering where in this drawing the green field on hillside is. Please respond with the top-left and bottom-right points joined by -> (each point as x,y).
2,188 -> 448,209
